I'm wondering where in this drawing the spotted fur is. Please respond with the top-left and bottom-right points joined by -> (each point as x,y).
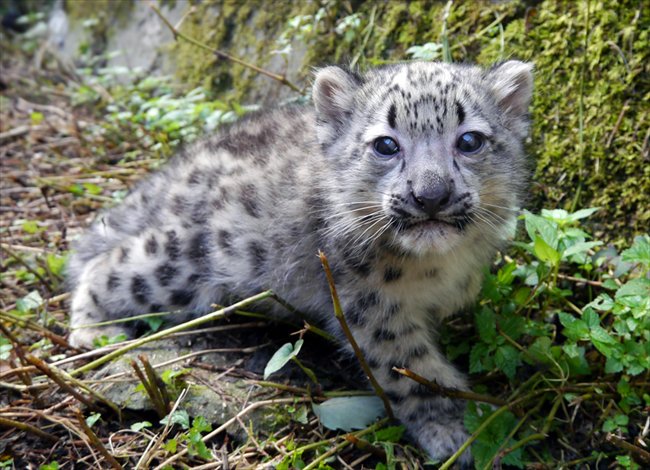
67,60 -> 534,462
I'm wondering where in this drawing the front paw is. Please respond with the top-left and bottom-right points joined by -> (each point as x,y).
68,325 -> 130,349
417,418 -> 472,467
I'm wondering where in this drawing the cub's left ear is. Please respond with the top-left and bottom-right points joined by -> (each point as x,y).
486,61 -> 534,118
313,66 -> 362,125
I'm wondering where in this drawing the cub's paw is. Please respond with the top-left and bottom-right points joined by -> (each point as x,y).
418,419 -> 472,467
68,325 -> 130,349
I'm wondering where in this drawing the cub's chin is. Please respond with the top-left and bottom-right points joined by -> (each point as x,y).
396,220 -> 467,256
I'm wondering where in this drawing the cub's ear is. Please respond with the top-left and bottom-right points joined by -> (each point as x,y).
312,66 -> 362,125
486,61 -> 534,118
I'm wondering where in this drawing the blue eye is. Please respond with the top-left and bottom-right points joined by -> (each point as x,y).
457,132 -> 485,154
373,137 -> 400,158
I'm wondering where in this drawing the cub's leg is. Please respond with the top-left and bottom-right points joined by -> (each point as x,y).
69,228 -> 215,348
342,293 -> 471,464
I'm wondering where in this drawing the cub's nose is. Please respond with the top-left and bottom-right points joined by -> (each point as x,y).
410,185 -> 451,218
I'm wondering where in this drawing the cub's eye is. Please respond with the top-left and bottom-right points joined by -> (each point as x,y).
456,132 -> 485,154
373,137 -> 400,158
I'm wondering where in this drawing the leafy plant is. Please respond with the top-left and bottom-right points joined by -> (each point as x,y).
452,209 -> 650,467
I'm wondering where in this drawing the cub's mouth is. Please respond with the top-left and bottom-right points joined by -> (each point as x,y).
398,216 -> 470,233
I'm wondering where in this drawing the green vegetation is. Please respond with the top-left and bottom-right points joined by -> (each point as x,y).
0,0 -> 648,468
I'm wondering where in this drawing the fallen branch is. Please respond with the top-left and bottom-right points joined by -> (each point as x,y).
606,433 -> 650,466
392,367 -> 508,407
74,408 -> 123,470
319,251 -> 394,419
148,1 -> 302,93
70,290 -> 274,376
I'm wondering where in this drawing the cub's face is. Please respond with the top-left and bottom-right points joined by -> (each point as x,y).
313,61 -> 533,256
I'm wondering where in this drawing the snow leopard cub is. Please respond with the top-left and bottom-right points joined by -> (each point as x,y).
67,60 -> 533,461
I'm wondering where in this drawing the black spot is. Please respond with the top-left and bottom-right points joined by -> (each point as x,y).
107,272 -> 120,291
342,246 -> 372,277
373,328 -> 397,341
410,383 -> 433,398
187,273 -> 201,284
171,195 -> 187,216
387,103 -> 397,129
386,303 -> 401,316
240,184 -> 260,218
366,357 -> 380,369
150,304 -> 162,312
425,268 -> 438,278
188,231 -> 211,263
119,247 -> 130,263
165,230 -> 181,260
89,290 -> 100,306
406,343 -> 429,359
385,391 -> 405,404
248,241 -> 267,276
383,266 -> 402,283
387,367 -> 402,381
217,230 -> 233,255
170,289 -> 194,306
191,201 -> 210,225
145,235 -> 158,255
456,101 -> 465,125
131,275 -> 151,304
345,308 -> 365,326
155,263 -> 178,287
355,292 -> 379,311
187,169 -> 202,185
211,198 -> 225,211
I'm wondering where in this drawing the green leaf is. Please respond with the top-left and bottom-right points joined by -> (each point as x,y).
86,412 -> 101,427
563,241 -> 602,258
615,278 -> 650,313
130,421 -> 152,432
372,425 -> 405,443
585,293 -> 614,312
263,339 -> 304,379
82,183 -> 103,195
191,416 -> 211,434
469,342 -> 490,373
163,438 -> 177,453
562,344 -> 591,375
494,345 -> 521,379
30,111 -> 44,124
526,337 -> 553,365
533,236 -> 561,264
475,307 -> 497,344
565,207 -> 599,222
160,409 -> 190,429
558,313 -> 589,341
22,220 -> 43,234
524,212 -> 558,248
46,254 -> 67,277
589,326 -> 619,357
499,312 -> 526,340
312,396 -> 385,431
39,463 -> 59,470
16,290 -> 44,313
621,235 -> 650,267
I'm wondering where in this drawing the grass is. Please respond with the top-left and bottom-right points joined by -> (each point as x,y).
1,6 -> 649,470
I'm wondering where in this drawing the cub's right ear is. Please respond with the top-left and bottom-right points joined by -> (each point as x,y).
312,66 -> 362,126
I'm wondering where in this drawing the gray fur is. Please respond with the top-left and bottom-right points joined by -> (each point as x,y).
67,60 -> 533,461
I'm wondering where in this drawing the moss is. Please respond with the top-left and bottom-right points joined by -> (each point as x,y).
477,0 -> 649,241
170,0 -> 321,103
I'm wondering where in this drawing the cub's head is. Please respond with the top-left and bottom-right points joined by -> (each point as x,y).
313,61 -> 533,256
